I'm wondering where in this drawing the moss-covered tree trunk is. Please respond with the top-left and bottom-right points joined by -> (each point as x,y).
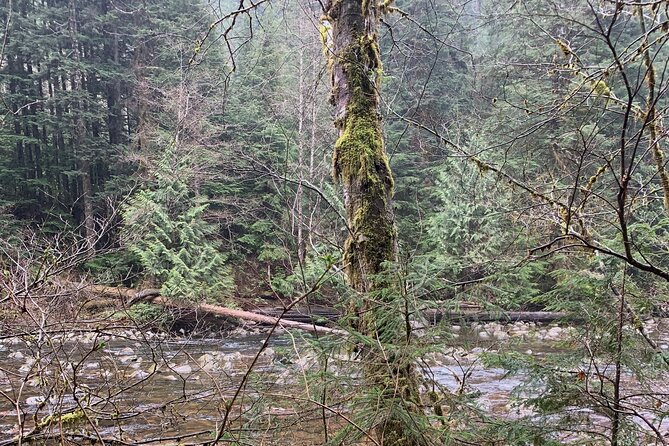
324,1 -> 428,444
328,0 -> 394,291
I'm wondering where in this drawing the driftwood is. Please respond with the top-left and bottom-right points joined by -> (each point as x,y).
87,285 -> 346,335
424,309 -> 576,324
147,296 -> 346,335
257,307 -> 340,324
209,306 -> 572,325
86,285 -> 577,332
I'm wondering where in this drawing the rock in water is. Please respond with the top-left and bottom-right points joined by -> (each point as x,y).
172,364 -> 192,375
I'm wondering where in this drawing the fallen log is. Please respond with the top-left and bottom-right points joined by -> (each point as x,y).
423,309 -> 577,324
85,285 -> 575,330
86,285 -> 345,335
259,307 -> 341,324
146,295 -> 346,335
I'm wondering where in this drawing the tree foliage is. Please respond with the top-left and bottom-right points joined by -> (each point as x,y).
2,0 -> 669,444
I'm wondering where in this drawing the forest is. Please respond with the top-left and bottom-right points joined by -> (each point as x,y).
1,0 -> 669,445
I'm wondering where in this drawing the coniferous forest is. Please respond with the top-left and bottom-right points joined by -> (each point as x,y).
1,1 -> 669,445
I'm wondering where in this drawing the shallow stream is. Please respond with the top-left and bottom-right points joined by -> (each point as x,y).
0,320 -> 668,444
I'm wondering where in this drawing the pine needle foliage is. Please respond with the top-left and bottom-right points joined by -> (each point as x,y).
123,144 -> 232,301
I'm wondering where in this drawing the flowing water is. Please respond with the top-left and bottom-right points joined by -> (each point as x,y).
1,320 -> 668,444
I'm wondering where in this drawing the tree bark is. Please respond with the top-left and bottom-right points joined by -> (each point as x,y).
324,2 -> 428,444
103,0 -> 123,147
637,7 -> 669,215
328,1 -> 396,292
68,0 -> 95,249
85,285 -> 345,335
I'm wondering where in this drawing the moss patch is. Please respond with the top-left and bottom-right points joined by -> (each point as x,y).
37,409 -> 85,431
332,32 -> 396,290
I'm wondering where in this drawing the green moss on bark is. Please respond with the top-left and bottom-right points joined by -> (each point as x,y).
325,4 -> 430,444
333,111 -> 392,190
332,34 -> 396,290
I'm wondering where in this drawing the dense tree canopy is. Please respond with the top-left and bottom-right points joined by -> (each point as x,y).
2,0 -> 669,445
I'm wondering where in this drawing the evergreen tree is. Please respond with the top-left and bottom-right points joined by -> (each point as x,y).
123,144 -> 232,301
0,0 -> 219,239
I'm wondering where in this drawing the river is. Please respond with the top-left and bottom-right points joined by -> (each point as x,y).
1,320 -> 668,445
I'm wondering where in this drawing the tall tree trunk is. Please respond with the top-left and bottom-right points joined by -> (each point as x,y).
69,0 -> 95,249
9,56 -> 26,202
328,0 -> 395,291
324,1 -> 428,444
132,1 -> 149,152
104,0 -> 123,147
294,15 -> 307,266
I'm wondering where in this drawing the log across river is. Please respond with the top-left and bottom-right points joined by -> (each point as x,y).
87,285 -> 573,334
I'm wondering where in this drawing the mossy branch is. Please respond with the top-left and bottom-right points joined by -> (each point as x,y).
36,409 -> 85,431
638,5 -> 669,215
557,27 -> 669,215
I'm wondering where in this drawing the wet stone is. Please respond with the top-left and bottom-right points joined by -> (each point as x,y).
172,364 -> 192,375
8,351 -> 24,360
131,370 -> 150,379
25,396 -> 45,406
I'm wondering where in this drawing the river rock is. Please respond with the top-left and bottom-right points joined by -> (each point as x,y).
129,360 -> 143,369
18,358 -> 35,373
9,351 -> 24,360
293,353 -> 317,370
484,322 -> 502,332
228,327 -> 250,337
25,396 -> 45,406
510,328 -> 529,338
84,362 -> 100,370
131,369 -> 150,380
118,347 -> 135,356
172,364 -> 192,375
260,347 -> 275,361
79,332 -> 97,344
222,351 -> 243,363
220,360 -> 237,372
545,326 -> 563,340
221,352 -> 243,373
275,368 -> 294,385
425,352 -> 449,367
470,347 -> 485,356
197,353 -> 218,372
